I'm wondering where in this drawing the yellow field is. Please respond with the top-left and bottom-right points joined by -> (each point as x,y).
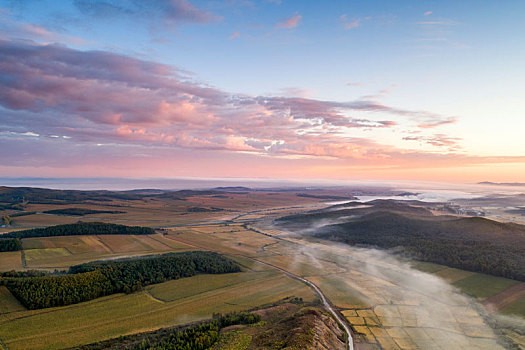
18,234 -> 195,270
0,268 -> 315,349
166,227 -> 279,257
307,274 -> 371,309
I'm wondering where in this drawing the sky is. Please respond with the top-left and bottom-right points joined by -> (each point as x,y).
0,0 -> 524,182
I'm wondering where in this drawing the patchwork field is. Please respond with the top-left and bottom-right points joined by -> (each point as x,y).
0,265 -> 315,349
1,190 -> 524,350
15,234 -> 196,270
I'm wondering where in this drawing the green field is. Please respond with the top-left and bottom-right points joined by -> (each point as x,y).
24,247 -> 72,265
147,271 -> 275,302
411,261 -> 446,273
0,286 -> 25,316
0,267 -> 315,349
501,297 -> 525,318
453,274 -> 519,300
435,267 -> 476,283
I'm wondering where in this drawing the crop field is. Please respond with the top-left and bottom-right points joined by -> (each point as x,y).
308,274 -> 371,309
410,261 -> 446,273
453,273 -> 519,300
0,266 -> 315,349
502,297 -> 525,317
17,234 -> 195,270
0,251 -> 23,270
1,193 -> 524,350
483,283 -> 525,316
0,286 -> 25,316
434,267 -> 476,283
166,227 -> 280,257
24,247 -> 72,266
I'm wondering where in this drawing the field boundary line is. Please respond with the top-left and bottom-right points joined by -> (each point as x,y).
95,235 -> 115,253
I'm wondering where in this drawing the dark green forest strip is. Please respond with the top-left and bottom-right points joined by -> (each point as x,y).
0,238 -> 22,252
4,222 -> 154,239
42,208 -> 126,216
1,251 -> 240,309
72,312 -> 261,350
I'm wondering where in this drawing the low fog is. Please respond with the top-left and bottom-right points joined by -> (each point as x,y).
263,217 -> 525,349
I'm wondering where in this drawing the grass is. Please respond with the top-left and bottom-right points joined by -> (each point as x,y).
501,297 -> 525,318
0,251 -> 23,271
215,330 -> 252,350
0,287 -> 25,316
24,247 -> 72,266
453,273 -> 519,300
410,261 -> 446,273
22,235 -> 110,253
0,269 -> 315,349
147,271 -> 275,302
434,267 -> 475,283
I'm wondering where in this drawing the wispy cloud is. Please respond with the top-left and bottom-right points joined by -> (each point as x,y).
0,39 -> 467,168
0,11 -> 87,45
229,31 -> 240,40
403,134 -> 462,151
423,11 -> 433,16
275,13 -> 301,29
339,14 -> 360,30
74,0 -> 221,26
417,116 -> 457,129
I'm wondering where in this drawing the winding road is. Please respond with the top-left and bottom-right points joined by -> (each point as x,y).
161,219 -> 355,350
247,256 -> 354,350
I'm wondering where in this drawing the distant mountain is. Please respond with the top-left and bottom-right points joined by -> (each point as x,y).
478,181 -> 525,186
214,186 -> 252,192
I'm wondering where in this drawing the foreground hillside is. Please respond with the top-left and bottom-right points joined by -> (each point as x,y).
74,303 -> 346,350
276,200 -> 525,281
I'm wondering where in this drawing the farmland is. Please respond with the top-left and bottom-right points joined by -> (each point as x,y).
0,186 -> 524,349
0,261 -> 315,349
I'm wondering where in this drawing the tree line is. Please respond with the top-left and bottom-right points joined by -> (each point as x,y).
4,222 -> 155,239
75,312 -> 261,350
42,208 -> 125,216
1,251 -> 240,309
0,238 -> 22,252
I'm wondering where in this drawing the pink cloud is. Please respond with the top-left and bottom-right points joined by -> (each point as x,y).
417,116 -> 457,128
275,13 -> 302,29
229,31 -> 240,40
74,0 -> 221,25
424,11 -> 433,16
339,14 -> 363,30
403,134 -> 462,151
0,39 -> 467,172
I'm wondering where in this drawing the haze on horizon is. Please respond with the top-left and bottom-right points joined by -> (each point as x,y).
1,0 -> 524,182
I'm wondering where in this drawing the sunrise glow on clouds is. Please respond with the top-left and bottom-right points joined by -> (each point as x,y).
0,0 -> 524,182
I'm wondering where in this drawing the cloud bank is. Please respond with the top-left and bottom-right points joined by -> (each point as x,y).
1,38 -> 522,178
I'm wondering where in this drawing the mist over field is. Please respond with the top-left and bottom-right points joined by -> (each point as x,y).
269,214 -> 525,349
